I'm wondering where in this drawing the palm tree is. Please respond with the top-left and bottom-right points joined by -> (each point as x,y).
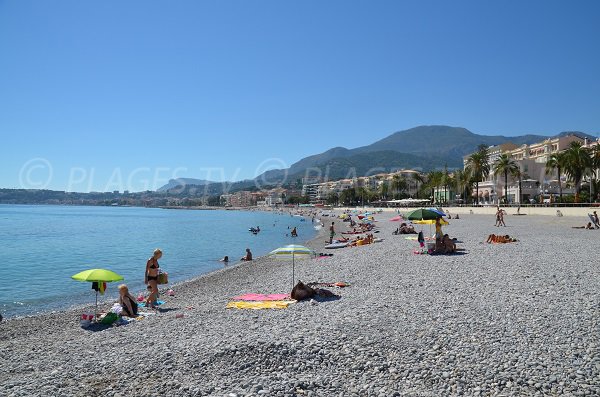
453,169 -> 469,204
465,145 -> 490,205
563,142 -> 592,203
545,152 -> 566,203
510,167 -> 525,205
441,165 -> 451,203
425,170 -> 443,204
412,173 -> 424,199
391,174 -> 407,198
590,145 -> 600,202
379,181 -> 389,201
493,154 -> 519,204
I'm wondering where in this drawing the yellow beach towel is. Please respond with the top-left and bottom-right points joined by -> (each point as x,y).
226,300 -> 296,310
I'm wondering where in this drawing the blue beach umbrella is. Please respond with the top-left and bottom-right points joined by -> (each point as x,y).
268,245 -> 316,288
426,207 -> 446,217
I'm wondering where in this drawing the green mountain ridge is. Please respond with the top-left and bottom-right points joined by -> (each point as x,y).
162,125 -> 596,194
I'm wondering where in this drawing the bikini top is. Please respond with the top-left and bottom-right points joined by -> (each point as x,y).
149,257 -> 159,269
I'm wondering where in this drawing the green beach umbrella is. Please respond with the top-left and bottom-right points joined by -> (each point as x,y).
71,268 -> 124,282
71,268 -> 124,320
405,208 -> 442,221
268,245 -> 316,288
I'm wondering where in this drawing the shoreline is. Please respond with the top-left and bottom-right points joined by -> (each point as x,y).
2,208 -> 326,322
1,205 -> 322,321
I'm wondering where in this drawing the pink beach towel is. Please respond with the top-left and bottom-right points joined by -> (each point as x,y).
232,293 -> 290,301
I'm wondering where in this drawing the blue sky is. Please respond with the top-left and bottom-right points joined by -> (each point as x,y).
1,0 -> 599,192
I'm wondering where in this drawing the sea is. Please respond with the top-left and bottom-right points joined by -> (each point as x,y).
0,204 -> 318,319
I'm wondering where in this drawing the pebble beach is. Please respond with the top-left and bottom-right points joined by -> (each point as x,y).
1,211 -> 599,396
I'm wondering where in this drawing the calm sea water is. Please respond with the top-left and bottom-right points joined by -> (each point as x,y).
0,205 -> 317,318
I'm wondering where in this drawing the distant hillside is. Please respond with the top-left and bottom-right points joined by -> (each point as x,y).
253,125 -> 547,184
353,125 -> 546,156
165,125 -> 596,195
158,178 -> 214,192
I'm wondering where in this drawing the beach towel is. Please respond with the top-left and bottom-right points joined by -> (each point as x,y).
307,282 -> 350,288
226,300 -> 296,310
137,300 -> 165,308
232,293 -> 290,301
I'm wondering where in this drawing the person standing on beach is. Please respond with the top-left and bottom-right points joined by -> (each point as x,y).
433,216 -> 445,252
145,248 -> 162,308
495,207 -> 502,227
329,222 -> 335,244
499,208 -> 506,227
592,211 -> 600,228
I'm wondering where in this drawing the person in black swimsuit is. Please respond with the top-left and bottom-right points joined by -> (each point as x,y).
118,284 -> 138,317
145,248 -> 162,308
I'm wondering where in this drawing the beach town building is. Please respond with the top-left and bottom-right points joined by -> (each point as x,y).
300,169 -> 424,204
463,134 -> 589,204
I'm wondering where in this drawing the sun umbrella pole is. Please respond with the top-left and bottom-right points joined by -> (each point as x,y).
292,252 -> 295,289
95,289 -> 98,322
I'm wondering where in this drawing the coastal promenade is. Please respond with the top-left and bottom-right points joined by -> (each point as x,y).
1,211 -> 599,396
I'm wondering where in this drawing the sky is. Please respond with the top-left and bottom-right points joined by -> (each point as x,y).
1,0 -> 599,192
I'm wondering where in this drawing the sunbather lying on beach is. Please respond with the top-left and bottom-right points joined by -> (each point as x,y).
572,222 -> 595,230
486,234 -> 517,243
291,281 -> 339,301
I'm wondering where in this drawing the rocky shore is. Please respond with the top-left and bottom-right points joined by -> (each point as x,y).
1,211 -> 599,396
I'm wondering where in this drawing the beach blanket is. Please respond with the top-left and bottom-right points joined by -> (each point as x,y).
232,293 -> 290,301
137,300 -> 165,308
226,300 -> 296,310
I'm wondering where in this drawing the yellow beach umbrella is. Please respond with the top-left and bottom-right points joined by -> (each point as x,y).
413,219 -> 449,225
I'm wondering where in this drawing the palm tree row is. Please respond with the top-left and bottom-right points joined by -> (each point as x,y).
465,145 -> 491,205
544,142 -> 599,203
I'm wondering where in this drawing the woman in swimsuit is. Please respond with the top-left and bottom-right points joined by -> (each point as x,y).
145,248 -> 162,308
118,284 -> 138,317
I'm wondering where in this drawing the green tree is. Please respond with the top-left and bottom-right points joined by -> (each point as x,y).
326,192 -> 339,206
590,145 -> 600,201
545,152 -> 567,203
465,145 -> 490,205
379,180 -> 389,201
493,153 -> 519,204
425,170 -> 443,204
391,174 -> 408,199
355,186 -> 370,206
441,165 -> 451,203
510,166 -> 526,205
412,173 -> 424,199
563,142 -> 592,203
339,188 -> 356,206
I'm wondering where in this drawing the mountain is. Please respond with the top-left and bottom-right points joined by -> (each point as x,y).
253,125 -> 548,184
157,178 -> 215,192
353,126 -> 546,159
165,125 -> 595,195
554,131 -> 597,141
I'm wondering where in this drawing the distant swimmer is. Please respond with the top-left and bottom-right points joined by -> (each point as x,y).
220,255 -> 229,263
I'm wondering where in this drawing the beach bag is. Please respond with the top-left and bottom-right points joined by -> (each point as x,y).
100,312 -> 118,325
157,271 -> 169,285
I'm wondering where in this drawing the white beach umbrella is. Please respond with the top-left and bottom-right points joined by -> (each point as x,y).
268,245 -> 316,288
